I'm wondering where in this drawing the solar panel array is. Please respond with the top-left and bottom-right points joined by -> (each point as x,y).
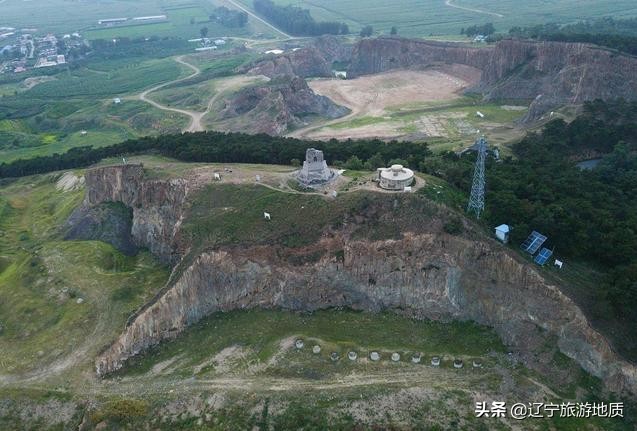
521,231 -> 547,255
534,248 -> 553,266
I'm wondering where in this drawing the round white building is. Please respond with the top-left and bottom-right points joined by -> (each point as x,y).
377,165 -> 414,190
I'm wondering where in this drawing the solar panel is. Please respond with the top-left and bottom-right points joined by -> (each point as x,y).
534,248 -> 553,266
521,231 -> 547,254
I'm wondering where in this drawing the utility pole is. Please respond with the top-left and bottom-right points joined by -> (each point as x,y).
467,136 -> 487,219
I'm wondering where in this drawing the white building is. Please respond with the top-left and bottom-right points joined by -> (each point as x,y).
495,224 -> 510,243
377,165 -> 414,190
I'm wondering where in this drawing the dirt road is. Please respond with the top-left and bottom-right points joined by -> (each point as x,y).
138,56 -> 265,133
444,0 -> 504,18
223,0 -> 292,39
289,68 -> 479,140
139,56 -> 204,132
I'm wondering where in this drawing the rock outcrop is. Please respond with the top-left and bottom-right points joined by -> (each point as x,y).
244,36 -> 351,79
347,37 -> 637,121
217,76 -> 349,135
65,202 -> 137,255
82,164 -> 190,264
87,165 -> 637,398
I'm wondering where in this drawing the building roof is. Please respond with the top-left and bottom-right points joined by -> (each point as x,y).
378,165 -> 414,182
495,224 -> 510,232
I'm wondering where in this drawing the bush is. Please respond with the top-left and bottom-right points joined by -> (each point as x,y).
443,218 -> 463,235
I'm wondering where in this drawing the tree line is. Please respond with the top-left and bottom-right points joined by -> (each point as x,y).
253,0 -> 349,36
210,6 -> 248,28
461,23 -> 495,37
424,100 -> 637,323
1,100 -> 634,328
508,18 -> 637,55
0,133 -> 430,179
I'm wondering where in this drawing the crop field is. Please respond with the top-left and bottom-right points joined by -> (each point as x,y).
236,0 -> 637,36
0,0 -> 278,40
0,56 -> 194,162
26,58 -> 186,98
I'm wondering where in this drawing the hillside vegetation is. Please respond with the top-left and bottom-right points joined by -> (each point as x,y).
2,100 -> 634,358
424,100 -> 637,358
0,173 -> 168,375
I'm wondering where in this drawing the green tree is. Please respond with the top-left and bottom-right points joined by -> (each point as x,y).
200,26 -> 209,39
390,26 -> 398,35
360,25 -> 374,37
367,153 -> 386,169
345,155 -> 364,170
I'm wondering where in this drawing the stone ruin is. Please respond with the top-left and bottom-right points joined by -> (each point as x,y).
296,148 -> 336,186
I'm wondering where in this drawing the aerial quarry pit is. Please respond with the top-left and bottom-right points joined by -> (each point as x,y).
1,1 -> 637,429
299,66 -> 483,141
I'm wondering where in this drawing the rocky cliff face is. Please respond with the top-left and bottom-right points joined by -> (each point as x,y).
347,37 -> 637,121
87,166 -> 637,397
82,165 -> 190,264
245,36 -> 351,79
218,76 -> 349,135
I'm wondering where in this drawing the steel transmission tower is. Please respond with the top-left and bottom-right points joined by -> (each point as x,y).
467,136 -> 487,218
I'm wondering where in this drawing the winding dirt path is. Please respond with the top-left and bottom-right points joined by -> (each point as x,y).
138,55 -> 266,133
444,0 -> 504,18
138,56 -> 204,132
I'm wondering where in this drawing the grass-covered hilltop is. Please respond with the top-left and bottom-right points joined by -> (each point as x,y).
0,100 -> 636,430
2,0 -> 637,427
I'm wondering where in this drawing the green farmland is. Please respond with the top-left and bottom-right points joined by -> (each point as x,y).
236,0 -> 637,36
0,0 -> 278,41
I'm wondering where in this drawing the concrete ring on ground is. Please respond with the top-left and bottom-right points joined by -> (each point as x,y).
348,351 -> 358,361
431,356 -> 441,366
295,339 -> 304,349
453,359 -> 464,369
312,345 -> 321,354
391,352 -> 401,362
370,351 -> 380,361
330,352 -> 339,361
472,360 -> 483,368
411,354 -> 422,364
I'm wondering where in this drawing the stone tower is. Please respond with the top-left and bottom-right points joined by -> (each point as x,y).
297,148 -> 335,185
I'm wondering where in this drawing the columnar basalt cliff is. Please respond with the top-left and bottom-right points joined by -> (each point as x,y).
82,164 -> 190,264
347,37 -> 637,121
87,166 -> 637,397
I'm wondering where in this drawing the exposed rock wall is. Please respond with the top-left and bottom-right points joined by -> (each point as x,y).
347,37 -> 637,121
84,165 -> 637,396
83,165 -> 189,264
244,36 -> 351,79
218,76 -> 349,135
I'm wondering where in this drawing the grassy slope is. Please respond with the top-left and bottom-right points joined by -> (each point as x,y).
0,163 -> 634,430
0,57 -> 194,162
0,173 -> 168,375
